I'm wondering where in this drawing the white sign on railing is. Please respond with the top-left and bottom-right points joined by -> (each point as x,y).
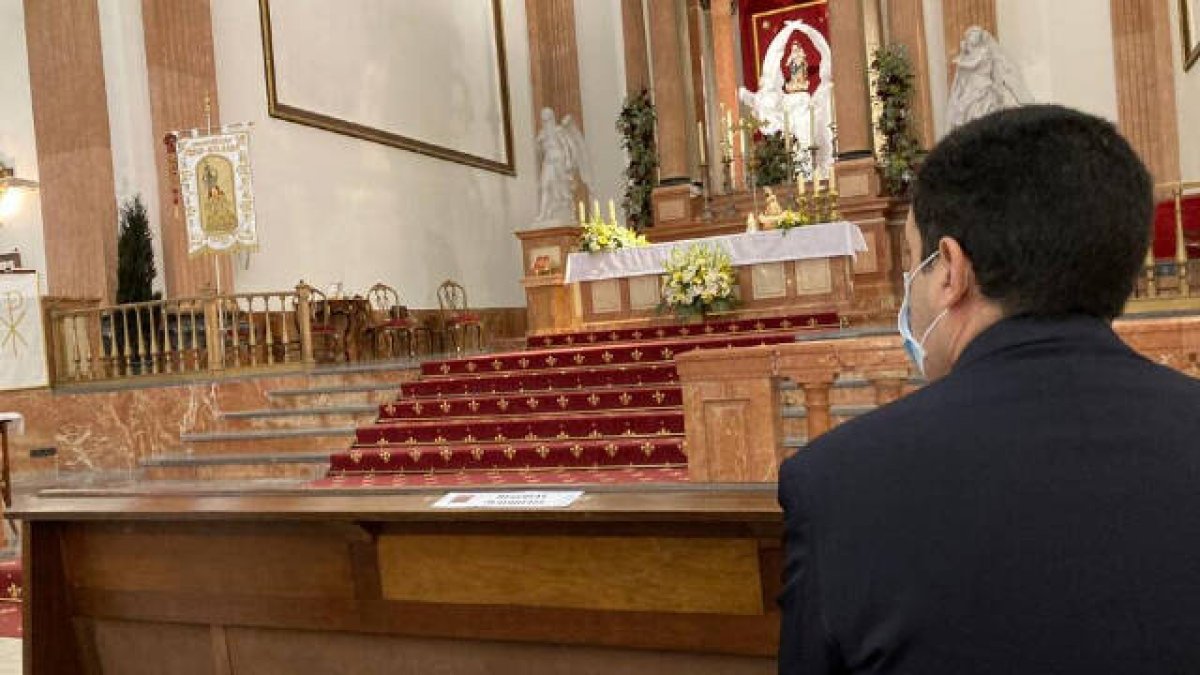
0,272 -> 48,390
432,491 -> 584,510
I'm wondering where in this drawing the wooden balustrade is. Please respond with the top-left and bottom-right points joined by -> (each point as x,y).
676,330 -> 911,483
47,285 -> 316,385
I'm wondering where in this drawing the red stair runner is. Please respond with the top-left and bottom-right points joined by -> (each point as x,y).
321,313 -> 837,487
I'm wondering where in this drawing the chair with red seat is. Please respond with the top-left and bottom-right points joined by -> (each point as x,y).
295,284 -> 344,363
436,279 -> 485,355
366,282 -> 430,359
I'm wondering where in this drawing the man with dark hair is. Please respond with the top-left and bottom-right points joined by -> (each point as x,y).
777,105 -> 1200,674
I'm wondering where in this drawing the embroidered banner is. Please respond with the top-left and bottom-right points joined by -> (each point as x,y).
174,126 -> 258,257
0,273 -> 48,390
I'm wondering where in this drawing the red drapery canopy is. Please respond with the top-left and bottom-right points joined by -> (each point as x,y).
738,0 -> 829,95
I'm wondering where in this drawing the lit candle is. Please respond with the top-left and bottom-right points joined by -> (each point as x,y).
740,127 -> 749,162
830,164 -> 838,192
783,108 -> 792,155
808,103 -> 816,149
725,112 -> 735,154
578,200 -> 586,225
608,198 -> 618,225
697,121 -> 707,165
593,199 -> 601,222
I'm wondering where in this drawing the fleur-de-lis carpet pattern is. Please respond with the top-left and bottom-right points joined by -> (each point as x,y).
314,313 -> 837,488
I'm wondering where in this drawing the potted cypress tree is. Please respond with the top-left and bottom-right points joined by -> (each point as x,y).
114,196 -> 159,372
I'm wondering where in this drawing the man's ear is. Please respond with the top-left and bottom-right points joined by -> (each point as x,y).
937,236 -> 975,307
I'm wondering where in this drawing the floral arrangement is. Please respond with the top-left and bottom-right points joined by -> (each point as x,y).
617,89 -> 658,230
776,208 -> 813,233
661,243 -> 737,318
578,202 -> 649,253
871,45 -> 924,197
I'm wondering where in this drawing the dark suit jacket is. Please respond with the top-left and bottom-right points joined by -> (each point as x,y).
778,314 -> 1200,674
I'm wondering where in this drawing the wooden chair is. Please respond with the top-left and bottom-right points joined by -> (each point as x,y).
295,285 -> 344,363
436,279 -> 485,354
365,283 -> 430,359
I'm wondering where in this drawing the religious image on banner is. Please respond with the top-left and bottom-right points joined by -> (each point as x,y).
174,125 -> 258,257
0,273 -> 48,390
737,0 -> 835,175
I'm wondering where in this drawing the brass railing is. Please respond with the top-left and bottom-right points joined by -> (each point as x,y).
48,285 -> 315,385
1128,180 -> 1200,312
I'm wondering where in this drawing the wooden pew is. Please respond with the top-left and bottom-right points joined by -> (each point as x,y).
14,485 -> 782,674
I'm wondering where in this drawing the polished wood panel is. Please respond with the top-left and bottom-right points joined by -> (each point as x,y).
16,488 -> 783,673
378,534 -> 763,614
22,0 -> 119,302
142,0 -> 233,296
1111,0 -> 1181,183
886,0 -> 936,147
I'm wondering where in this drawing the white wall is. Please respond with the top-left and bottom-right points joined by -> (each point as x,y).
925,0 -> 1120,140
97,0 -> 164,296
995,0 -> 1119,122
1171,0 -> 1200,180
0,0 -> 46,291
574,0 -> 629,218
209,0 -> 538,308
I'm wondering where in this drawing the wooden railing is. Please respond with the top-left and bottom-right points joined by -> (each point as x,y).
1128,180 -> 1200,312
47,285 -> 315,385
675,330 -> 911,483
677,315 -> 1200,485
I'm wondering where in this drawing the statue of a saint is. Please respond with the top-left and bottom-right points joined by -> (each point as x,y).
534,107 -> 592,226
783,43 -> 809,94
947,27 -> 1032,130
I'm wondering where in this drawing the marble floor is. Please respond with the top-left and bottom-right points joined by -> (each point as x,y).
0,639 -> 19,673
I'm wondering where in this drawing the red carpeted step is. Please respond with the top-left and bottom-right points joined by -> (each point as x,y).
356,410 -> 684,446
422,332 -> 798,377
399,364 -> 678,398
310,465 -> 691,489
527,312 -> 840,348
330,436 -> 686,474
379,386 -> 682,421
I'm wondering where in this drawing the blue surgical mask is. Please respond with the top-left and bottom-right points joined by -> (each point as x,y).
898,251 -> 948,377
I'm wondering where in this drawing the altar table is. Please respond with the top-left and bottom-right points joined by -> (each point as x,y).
564,222 -> 867,329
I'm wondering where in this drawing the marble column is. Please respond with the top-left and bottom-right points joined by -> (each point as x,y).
142,0 -> 232,297
647,0 -> 691,184
525,0 -> 584,128
827,0 -> 873,159
647,0 -> 694,223
621,0 -> 651,95
942,0 -> 997,78
23,0 -> 119,302
1111,0 -> 1181,183
886,0 -> 936,147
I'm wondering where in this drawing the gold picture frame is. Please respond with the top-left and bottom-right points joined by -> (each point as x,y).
1183,0 -> 1200,71
258,0 -> 515,175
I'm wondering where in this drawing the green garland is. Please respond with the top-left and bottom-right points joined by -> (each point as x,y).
616,89 -> 658,230
871,45 -> 924,198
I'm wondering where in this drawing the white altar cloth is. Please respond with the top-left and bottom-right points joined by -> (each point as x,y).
563,221 -> 867,283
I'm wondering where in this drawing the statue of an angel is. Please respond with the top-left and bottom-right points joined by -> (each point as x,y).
534,107 -> 592,225
947,27 -> 1032,130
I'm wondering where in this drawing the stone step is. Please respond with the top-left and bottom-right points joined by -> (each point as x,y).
219,405 -> 379,429
267,382 -> 404,408
358,410 -> 684,446
178,427 -> 356,457
141,461 -> 326,482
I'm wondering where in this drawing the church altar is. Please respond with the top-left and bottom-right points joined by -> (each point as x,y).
517,222 -> 866,333
563,221 -> 866,283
